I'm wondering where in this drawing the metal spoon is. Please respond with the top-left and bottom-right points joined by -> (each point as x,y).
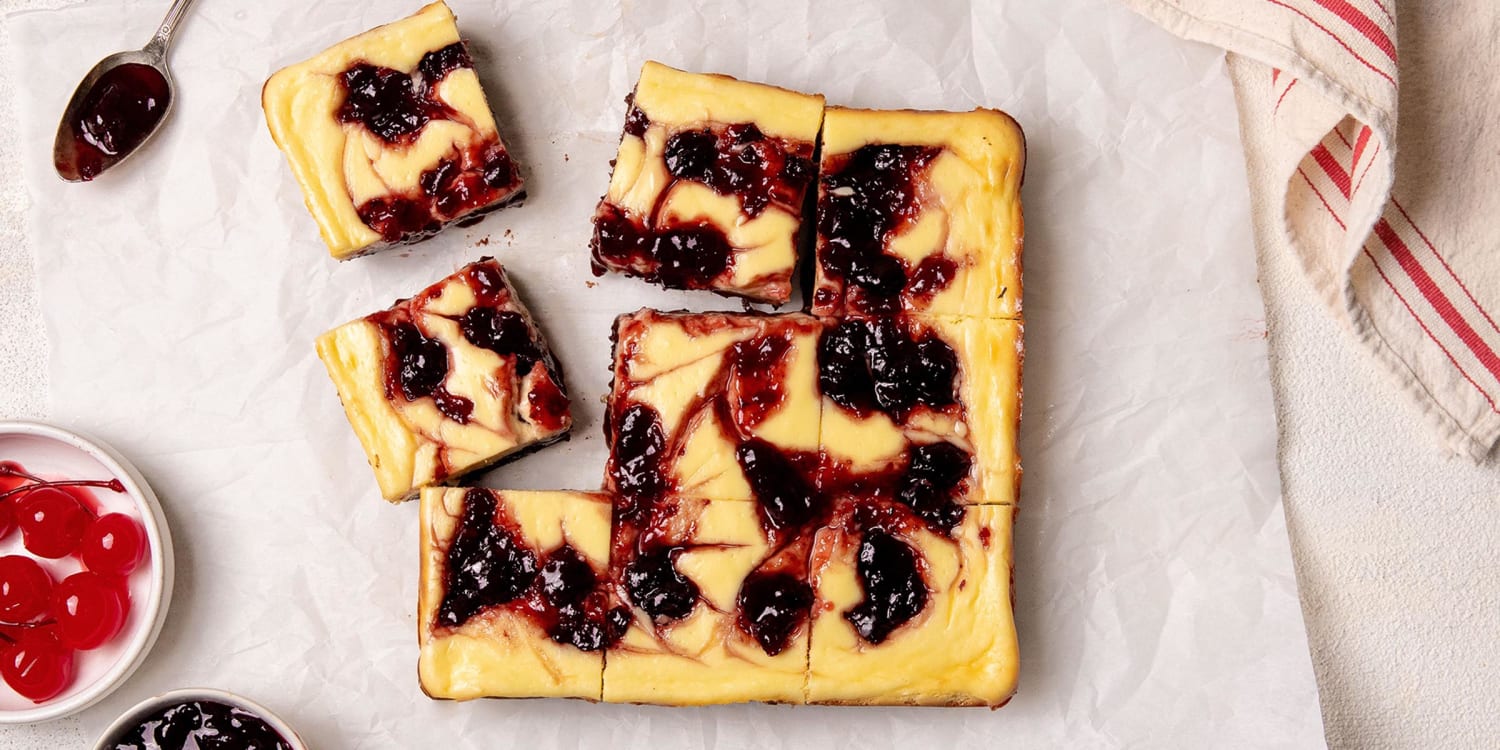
53,0 -> 197,182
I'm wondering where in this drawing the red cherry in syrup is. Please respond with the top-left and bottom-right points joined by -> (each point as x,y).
80,513 -> 147,577
16,487 -> 95,559
1,626 -> 74,703
0,556 -> 54,623
0,500 -> 14,542
52,571 -> 128,651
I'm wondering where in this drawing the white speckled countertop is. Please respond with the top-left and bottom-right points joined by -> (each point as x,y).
2,1 -> 1497,748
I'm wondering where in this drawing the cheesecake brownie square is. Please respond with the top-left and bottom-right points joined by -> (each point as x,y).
316,259 -> 571,502
806,498 -> 1017,706
818,315 -> 1021,530
590,62 -> 825,304
263,1 -> 524,259
418,488 -> 627,700
604,310 -> 822,507
602,495 -> 812,704
811,108 -> 1025,319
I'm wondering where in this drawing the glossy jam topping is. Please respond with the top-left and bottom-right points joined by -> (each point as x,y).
592,112 -> 816,297
356,141 -> 520,244
896,442 -> 971,535
460,308 -> 536,367
104,699 -> 293,750
416,42 -> 473,84
609,404 -> 668,513
437,489 -> 538,627
526,371 -> 571,433
337,43 -> 469,144
437,490 -> 624,651
57,63 -> 171,182
727,334 -> 792,428
383,320 -> 473,424
844,528 -> 928,645
592,204 -> 733,291
736,438 -> 824,536
622,546 -> 699,622
538,545 -> 630,652
818,317 -> 959,420
736,570 -> 813,656
373,261 -> 569,432
660,123 -> 815,218
335,45 -> 521,244
817,144 -> 942,312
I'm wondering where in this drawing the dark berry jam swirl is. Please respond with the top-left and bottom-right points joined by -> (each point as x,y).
437,489 -> 539,627
592,204 -> 733,291
591,109 -> 816,299
818,317 -> 959,420
438,490 -> 626,652
661,123 -> 815,218
844,528 -> 928,645
539,544 -> 631,651
816,144 -> 943,313
104,699 -> 292,750
373,260 -> 569,431
337,43 -> 471,144
609,403 -> 668,515
383,320 -> 474,424
356,141 -> 521,245
736,569 -> 813,656
337,44 -> 522,245
622,546 -> 699,621
736,437 -> 824,536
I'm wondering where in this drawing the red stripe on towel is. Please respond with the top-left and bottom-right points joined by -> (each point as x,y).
1308,0 -> 1397,61
1310,144 -> 1352,197
1391,199 -> 1500,338
1364,248 -> 1500,414
1262,0 -> 1396,85
1297,167 -> 1347,230
1375,220 -> 1500,384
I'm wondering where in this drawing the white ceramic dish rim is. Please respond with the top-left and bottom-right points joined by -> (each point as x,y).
91,687 -> 308,750
0,420 -> 174,724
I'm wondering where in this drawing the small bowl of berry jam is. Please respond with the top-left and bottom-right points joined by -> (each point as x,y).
0,421 -> 173,723
94,689 -> 305,750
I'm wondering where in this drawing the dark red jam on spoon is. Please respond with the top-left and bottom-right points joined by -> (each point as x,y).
55,63 -> 171,182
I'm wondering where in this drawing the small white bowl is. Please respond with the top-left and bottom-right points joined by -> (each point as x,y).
92,688 -> 308,750
0,421 -> 174,724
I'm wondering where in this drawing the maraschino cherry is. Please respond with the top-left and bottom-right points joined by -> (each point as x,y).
80,513 -> 146,577
0,625 -> 74,703
52,571 -> 128,651
15,487 -> 94,559
0,556 -> 54,622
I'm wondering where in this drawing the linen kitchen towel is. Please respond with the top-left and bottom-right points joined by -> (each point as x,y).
1121,0 -> 1500,460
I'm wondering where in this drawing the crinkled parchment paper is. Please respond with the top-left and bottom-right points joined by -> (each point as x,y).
6,0 -> 1323,745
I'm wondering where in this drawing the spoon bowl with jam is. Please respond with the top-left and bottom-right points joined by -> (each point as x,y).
53,0 -> 195,183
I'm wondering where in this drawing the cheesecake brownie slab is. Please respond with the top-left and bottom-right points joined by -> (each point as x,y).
604,310 -> 822,507
317,259 -> 570,501
818,315 -> 1022,530
602,495 -> 812,705
263,1 -> 524,259
812,108 -> 1025,319
419,488 -> 626,700
590,62 -> 825,303
806,499 -> 1017,706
